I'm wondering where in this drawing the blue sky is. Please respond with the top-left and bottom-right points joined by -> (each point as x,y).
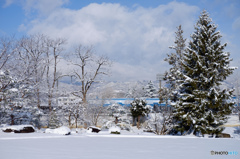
0,0 -> 240,81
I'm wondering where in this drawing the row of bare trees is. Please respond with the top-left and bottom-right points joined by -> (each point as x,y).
0,34 -> 112,126
13,34 -> 67,111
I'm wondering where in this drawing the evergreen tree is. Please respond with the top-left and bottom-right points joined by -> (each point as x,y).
173,10 -> 236,136
165,25 -> 186,102
0,70 -> 17,125
48,109 -> 61,129
144,81 -> 158,98
107,103 -> 127,124
130,98 -> 150,129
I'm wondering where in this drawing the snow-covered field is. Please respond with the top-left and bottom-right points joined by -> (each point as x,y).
1,129 -> 239,159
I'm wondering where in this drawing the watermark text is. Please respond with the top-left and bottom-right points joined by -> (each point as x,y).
211,151 -> 238,155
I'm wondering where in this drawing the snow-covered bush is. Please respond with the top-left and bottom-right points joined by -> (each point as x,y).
2,125 -> 35,133
61,100 -> 85,128
146,112 -> 173,135
102,121 -> 116,130
117,118 -> 133,131
109,126 -> 121,134
87,126 -> 101,133
117,122 -> 132,132
45,126 -> 71,135
107,103 -> 127,124
102,118 -> 133,132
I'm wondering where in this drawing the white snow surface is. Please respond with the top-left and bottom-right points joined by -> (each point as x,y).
0,129 -> 239,159
0,127 -> 240,159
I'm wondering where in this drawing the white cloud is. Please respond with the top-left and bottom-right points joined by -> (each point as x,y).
20,1 -> 199,81
233,17 -> 240,30
111,61 -> 169,82
3,0 -> 14,7
3,0 -> 69,15
25,0 -> 69,15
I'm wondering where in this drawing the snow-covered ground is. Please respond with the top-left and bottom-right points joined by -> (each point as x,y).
224,115 -> 240,127
0,128 -> 239,159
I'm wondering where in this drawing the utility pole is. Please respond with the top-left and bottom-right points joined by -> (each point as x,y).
156,73 -> 164,109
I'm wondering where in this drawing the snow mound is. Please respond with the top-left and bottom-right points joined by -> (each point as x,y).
1,125 -> 35,132
86,128 -> 93,133
0,124 -> 10,128
45,126 -> 71,135
87,126 -> 101,133
109,126 -> 121,134
222,126 -> 240,139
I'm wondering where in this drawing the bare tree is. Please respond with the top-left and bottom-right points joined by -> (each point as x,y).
67,45 -> 111,128
70,45 -> 112,104
0,36 -> 17,125
0,36 -> 16,91
16,34 -> 48,108
146,112 -> 173,135
45,37 -> 66,111
69,103 -> 85,131
62,100 -> 86,132
126,82 -> 145,98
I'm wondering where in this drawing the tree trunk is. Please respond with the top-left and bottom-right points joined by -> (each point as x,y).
132,117 -> 135,126
37,88 -> 40,108
68,114 -> 71,126
115,117 -> 118,124
75,116 -> 78,133
37,114 -> 41,129
137,115 -> 141,129
48,95 -> 52,111
82,94 -> 87,104
155,124 -> 159,135
84,123 -> 87,129
10,114 -> 14,125
75,119 -> 77,129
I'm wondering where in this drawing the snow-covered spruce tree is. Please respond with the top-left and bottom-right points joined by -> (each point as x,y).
144,81 -> 158,98
31,106 -> 43,129
130,98 -> 150,129
164,25 -> 186,102
48,109 -> 61,129
107,103 -> 127,124
174,10 -> 236,136
0,70 -> 18,125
